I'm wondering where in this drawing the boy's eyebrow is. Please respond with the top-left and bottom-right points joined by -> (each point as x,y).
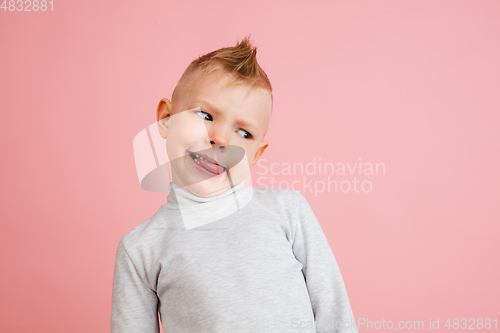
192,100 -> 260,134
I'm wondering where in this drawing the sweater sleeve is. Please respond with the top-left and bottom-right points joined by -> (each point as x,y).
291,191 -> 358,333
111,238 -> 160,333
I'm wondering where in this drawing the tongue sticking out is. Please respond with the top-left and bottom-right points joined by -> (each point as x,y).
194,155 -> 225,174
189,146 -> 245,178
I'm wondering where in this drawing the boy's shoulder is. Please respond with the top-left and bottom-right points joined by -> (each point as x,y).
252,186 -> 306,206
249,186 -> 310,221
118,205 -> 168,253
118,187 -> 309,251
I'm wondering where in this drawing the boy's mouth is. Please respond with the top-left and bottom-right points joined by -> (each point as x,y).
187,151 -> 227,175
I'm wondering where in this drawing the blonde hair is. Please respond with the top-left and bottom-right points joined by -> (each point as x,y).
172,35 -> 273,111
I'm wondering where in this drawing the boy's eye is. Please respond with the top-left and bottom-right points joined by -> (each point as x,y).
195,110 -> 252,139
195,110 -> 213,121
237,129 -> 253,139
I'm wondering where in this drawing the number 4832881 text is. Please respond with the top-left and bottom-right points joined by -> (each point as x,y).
1,0 -> 53,11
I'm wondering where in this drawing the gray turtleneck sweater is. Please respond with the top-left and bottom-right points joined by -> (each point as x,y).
111,182 -> 357,333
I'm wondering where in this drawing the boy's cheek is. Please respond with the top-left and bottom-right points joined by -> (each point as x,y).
226,152 -> 253,184
166,122 -> 210,156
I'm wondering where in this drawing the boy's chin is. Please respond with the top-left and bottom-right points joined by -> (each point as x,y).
172,165 -> 250,195
182,179 -> 233,197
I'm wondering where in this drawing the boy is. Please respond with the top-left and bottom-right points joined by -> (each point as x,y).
111,36 -> 358,333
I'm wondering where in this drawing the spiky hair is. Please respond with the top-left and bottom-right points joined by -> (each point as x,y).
172,35 -> 273,110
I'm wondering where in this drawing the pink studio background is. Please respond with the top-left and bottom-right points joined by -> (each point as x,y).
1,0 -> 499,332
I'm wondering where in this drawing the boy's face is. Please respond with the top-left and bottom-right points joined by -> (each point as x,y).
157,71 -> 271,197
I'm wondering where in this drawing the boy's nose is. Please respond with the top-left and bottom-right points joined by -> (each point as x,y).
210,140 -> 226,152
208,128 -> 230,148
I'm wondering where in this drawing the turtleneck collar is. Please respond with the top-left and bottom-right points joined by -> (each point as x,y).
162,179 -> 253,230
165,180 -> 247,208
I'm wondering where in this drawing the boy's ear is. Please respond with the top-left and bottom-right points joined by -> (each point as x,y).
252,140 -> 269,166
157,98 -> 172,139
